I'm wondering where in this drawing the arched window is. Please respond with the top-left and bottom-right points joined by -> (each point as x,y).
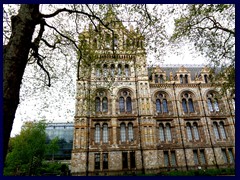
207,93 -> 220,112
95,90 -> 108,113
95,97 -> 101,112
159,124 -> 165,141
128,123 -> 134,141
155,92 -> 169,114
182,92 -> 195,113
219,122 -> 227,139
103,124 -> 108,143
106,34 -> 111,48
207,98 -> 213,112
188,99 -> 194,112
213,99 -> 219,112
193,123 -> 200,140
126,97 -> 132,112
182,99 -> 188,113
110,64 -> 115,76
95,124 -> 100,143
118,64 -> 122,75
125,64 -> 130,77
120,123 -> 126,142
156,99 -> 161,113
95,64 -> 101,77
185,75 -> 188,84
102,97 -> 108,112
103,64 -> 108,77
163,99 -> 168,113
119,97 -> 125,112
180,75 -> 183,84
186,123 -> 193,140
165,123 -> 172,141
155,75 -> 158,83
118,90 -> 133,113
160,75 -> 164,83
213,122 -> 220,140
204,74 -> 208,83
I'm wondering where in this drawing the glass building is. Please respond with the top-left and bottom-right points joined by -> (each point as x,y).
45,122 -> 74,160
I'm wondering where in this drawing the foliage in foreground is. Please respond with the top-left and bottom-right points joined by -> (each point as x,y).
3,121 -> 67,176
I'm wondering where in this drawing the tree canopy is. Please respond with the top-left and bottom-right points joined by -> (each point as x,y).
170,4 -> 235,95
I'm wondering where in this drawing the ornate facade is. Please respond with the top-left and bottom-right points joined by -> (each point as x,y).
71,9 -> 235,175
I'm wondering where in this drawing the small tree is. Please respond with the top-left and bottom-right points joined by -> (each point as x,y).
4,121 -> 47,176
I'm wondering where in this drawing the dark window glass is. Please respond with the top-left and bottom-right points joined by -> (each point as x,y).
95,153 -> 100,170
96,97 -> 101,112
119,97 -> 125,112
163,99 -> 168,113
102,97 -> 108,112
188,98 -> 195,112
130,151 -> 136,168
126,97 -> 132,112
182,99 -> 188,113
122,152 -> 128,169
156,99 -> 161,113
103,153 -> 108,169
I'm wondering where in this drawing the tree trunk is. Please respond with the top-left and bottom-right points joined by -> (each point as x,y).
3,4 -> 40,163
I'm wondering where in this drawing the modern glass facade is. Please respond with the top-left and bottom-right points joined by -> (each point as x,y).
45,122 -> 74,160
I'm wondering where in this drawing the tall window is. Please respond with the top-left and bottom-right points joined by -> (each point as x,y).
155,75 -> 158,83
164,151 -> 177,167
95,124 -> 100,143
118,64 -> 122,75
181,92 -> 195,113
156,99 -> 161,113
103,124 -> 108,143
103,64 -> 108,77
159,124 -> 165,141
166,123 -> 172,141
158,123 -> 172,142
213,121 -> 227,140
110,64 -> 115,76
122,152 -> 128,169
128,123 -> 134,141
118,90 -> 133,113
103,153 -> 108,169
213,122 -> 220,140
95,123 -> 109,144
95,97 -> 101,112
95,153 -> 100,170
207,93 -> 220,112
155,92 -> 168,114
186,123 -> 193,140
120,123 -> 126,142
180,75 -> 183,84
160,75 -> 164,83
102,97 -> 108,112
193,149 -> 206,165
95,91 -> 108,113
125,64 -> 130,77
204,74 -> 208,83
130,151 -> 136,168
126,97 -> 132,112
185,75 -> 188,84
186,122 -> 200,141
